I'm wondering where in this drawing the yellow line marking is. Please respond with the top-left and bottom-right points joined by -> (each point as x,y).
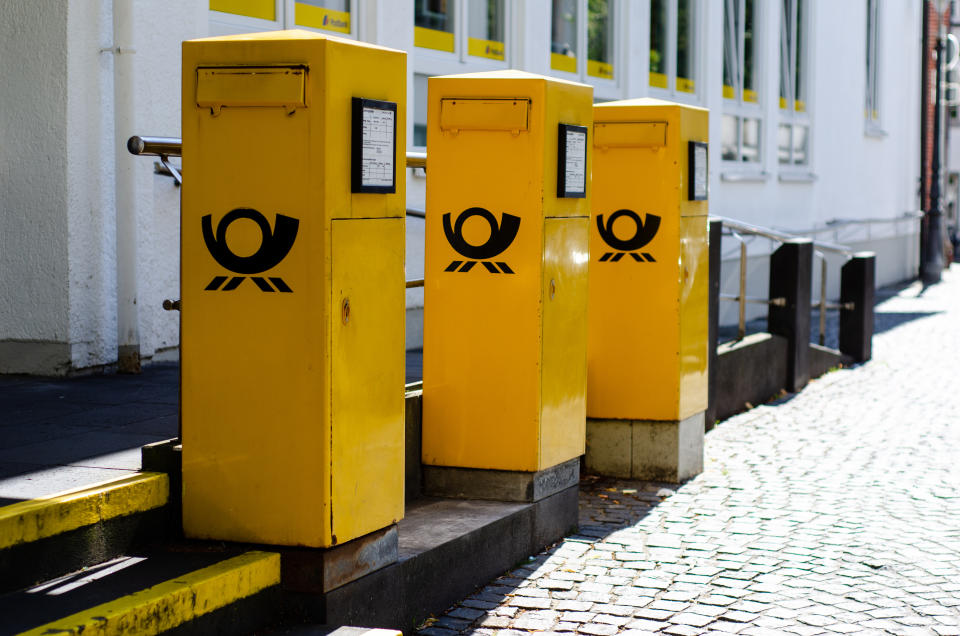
18,551 -> 280,636
0,472 -> 169,550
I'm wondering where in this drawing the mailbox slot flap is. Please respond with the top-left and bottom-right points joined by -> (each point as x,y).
196,66 -> 306,110
594,121 -> 667,148
439,98 -> 530,132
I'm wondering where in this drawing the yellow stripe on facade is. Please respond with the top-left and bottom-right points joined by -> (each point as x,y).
415,26 -> 455,52
0,472 -> 168,550
209,0 -> 275,21
296,4 -> 351,33
676,77 -> 695,93
587,60 -> 614,80
468,37 -> 505,61
551,52 -> 577,74
19,551 -> 280,636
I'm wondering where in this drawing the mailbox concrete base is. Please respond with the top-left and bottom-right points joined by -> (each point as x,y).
281,525 -> 399,594
585,412 -> 704,483
422,457 -> 580,503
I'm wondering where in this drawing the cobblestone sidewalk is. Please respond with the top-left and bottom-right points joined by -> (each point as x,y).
419,266 -> 960,636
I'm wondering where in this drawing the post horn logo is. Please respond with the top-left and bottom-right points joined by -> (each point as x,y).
443,207 -> 520,274
596,209 -> 660,263
202,208 -> 299,292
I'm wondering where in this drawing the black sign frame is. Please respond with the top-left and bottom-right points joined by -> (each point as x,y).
351,97 -> 398,194
688,140 -> 709,201
557,123 -> 588,199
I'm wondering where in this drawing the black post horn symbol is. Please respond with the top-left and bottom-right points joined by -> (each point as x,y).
202,208 -> 299,292
596,209 -> 660,263
442,207 -> 520,273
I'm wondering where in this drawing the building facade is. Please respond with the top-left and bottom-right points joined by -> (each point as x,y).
0,0 -> 924,375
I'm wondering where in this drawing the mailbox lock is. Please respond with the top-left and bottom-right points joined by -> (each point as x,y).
549,279 -> 557,300
341,298 -> 351,324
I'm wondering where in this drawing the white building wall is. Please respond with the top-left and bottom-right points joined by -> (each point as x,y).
0,0 -> 927,373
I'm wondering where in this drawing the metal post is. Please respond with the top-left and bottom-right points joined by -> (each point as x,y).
737,235 -> 747,340
769,239 -> 813,392
924,5 -> 946,284
818,252 -> 827,346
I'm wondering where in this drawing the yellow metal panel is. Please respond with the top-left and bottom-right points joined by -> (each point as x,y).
423,71 -> 592,472
594,121 -> 666,149
196,66 -> 305,111
296,4 -> 351,33
440,98 -> 530,133
587,98 -> 708,422
679,215 -> 709,417
181,31 -> 406,547
649,71 -> 668,89
21,551 -> 279,636
331,218 -> 405,543
540,218 -> 589,468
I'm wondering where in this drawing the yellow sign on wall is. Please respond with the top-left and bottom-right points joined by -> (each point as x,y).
468,37 -> 505,61
296,4 -> 350,33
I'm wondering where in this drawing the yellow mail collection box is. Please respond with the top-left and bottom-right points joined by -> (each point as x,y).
588,99 -> 709,423
422,71 -> 592,473
181,31 -> 406,547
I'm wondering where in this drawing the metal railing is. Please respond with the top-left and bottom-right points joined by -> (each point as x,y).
128,136 -> 430,296
714,216 -> 855,344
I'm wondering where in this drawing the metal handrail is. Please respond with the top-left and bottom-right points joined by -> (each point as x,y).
716,216 -> 857,345
715,216 -> 854,256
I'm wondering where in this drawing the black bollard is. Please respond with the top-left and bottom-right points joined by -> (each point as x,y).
706,219 -> 722,430
839,252 -> 876,363
768,239 -> 813,392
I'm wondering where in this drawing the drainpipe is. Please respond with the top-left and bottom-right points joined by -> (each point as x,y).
113,0 -> 141,372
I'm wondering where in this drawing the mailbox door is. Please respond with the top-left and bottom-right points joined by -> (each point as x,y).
539,217 -> 589,468
331,218 -> 405,543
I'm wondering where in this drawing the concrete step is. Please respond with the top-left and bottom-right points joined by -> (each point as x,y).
0,548 -> 280,635
0,472 -> 173,593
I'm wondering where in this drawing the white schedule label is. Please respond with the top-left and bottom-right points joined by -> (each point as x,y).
361,106 -> 395,188
565,129 -> 587,195
693,143 -> 708,199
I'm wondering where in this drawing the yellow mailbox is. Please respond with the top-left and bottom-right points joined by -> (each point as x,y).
586,98 -> 709,482
180,31 -> 406,548
422,71 -> 592,499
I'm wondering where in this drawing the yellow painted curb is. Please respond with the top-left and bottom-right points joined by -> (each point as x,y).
0,472 -> 169,550
18,551 -> 281,636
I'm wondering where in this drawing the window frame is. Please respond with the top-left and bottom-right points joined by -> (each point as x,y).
778,0 -> 812,169
865,0 -> 883,134
548,0 -> 621,99
721,0 -> 765,167
413,0 -> 511,74
209,0 -> 358,39
648,0 -> 702,105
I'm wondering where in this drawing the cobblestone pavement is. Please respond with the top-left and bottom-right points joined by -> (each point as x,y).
419,266 -> 960,636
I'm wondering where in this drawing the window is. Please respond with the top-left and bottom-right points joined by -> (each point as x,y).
649,0 -> 698,96
722,0 -> 762,164
865,0 -> 880,126
588,0 -> 615,80
468,0 -> 506,61
551,0 -> 617,85
415,0 -> 456,53
551,0 -> 579,73
779,0 -> 809,165
209,0 -> 355,37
